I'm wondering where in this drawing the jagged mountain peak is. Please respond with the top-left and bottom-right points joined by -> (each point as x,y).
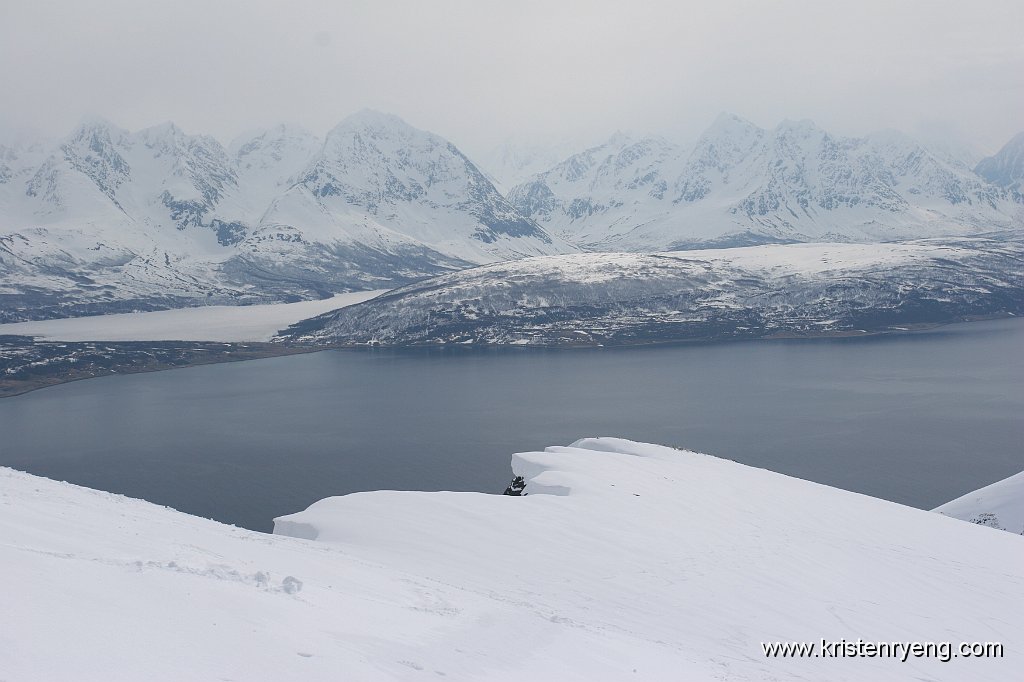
63,117 -> 131,155
693,113 -> 765,149
603,130 -> 634,149
703,112 -> 763,139
230,124 -> 321,178
312,113 -> 463,188
257,111 -> 560,265
681,113 -> 765,180
38,117 -> 135,206
2,113 -> 564,319
4,113 -> 1022,323
230,123 -> 318,157
330,109 -> 421,137
511,115 -> 1022,250
771,119 -> 831,151
135,122 -> 230,161
34,118 -> 240,232
71,115 -> 128,137
861,128 -> 950,161
531,132 -> 675,185
505,133 -> 685,250
0,133 -> 52,189
317,111 -> 455,172
138,120 -> 184,138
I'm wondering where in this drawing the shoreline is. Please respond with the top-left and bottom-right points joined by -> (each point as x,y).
1,313 -> 1017,399
0,341 -> 320,399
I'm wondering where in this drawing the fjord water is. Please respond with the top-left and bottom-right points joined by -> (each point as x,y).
2,318 -> 1021,532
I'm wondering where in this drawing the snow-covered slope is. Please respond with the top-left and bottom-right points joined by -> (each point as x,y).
509,115 -> 1024,251
0,136 -> 50,193
975,132 -> 1024,194
935,470 -> 1024,535
279,236 -> 1024,346
0,112 -> 563,322
0,118 -> 288,321
3,438 -> 1021,681
476,134 -> 594,191
507,132 -> 687,251
229,123 -> 322,210
244,110 -> 561,271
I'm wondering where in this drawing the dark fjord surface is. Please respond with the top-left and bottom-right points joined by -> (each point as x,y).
1,318 -> 1021,532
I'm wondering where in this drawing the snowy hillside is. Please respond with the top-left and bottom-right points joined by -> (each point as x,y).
248,110 -> 561,268
229,123 -> 322,205
509,115 -> 1024,251
506,132 -> 687,250
278,236 -> 1024,346
935,470 -> 1024,535
975,132 -> 1024,194
0,112 -> 562,322
3,438 -> 1021,681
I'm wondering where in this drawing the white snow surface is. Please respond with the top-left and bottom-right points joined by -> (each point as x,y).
934,470 -> 1024,535
0,290 -> 385,341
3,438 -> 1022,681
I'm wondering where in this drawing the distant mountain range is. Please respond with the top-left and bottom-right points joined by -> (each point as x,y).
507,115 -> 1023,251
0,111 -> 562,321
1,111 -> 1021,321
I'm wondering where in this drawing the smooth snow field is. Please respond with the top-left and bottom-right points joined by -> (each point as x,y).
1,318 -> 1021,533
935,470 -> 1024,534
2,438 -> 1022,681
0,290 -> 385,341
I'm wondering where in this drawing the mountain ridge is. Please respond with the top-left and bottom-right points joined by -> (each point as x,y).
277,236 -> 1024,347
509,117 -> 1023,251
2,112 -> 1021,322
0,111 -> 563,321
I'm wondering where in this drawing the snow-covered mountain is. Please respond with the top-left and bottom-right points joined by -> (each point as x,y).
0,119 -> 257,321
975,132 -> 1024,194
0,112 -> 563,322
279,236 -> 1024,346
246,110 -> 560,270
935,469 -> 1024,535
476,134 -> 595,191
509,115 -> 1024,251
3,113 -> 1021,323
229,123 -> 322,213
507,132 -> 687,251
4,438 -> 1022,680
0,136 -> 49,191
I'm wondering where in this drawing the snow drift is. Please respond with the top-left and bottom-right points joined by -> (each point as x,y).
2,438 -> 1021,681
934,470 -> 1024,534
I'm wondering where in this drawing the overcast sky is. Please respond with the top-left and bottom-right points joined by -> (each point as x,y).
1,0 -> 1021,156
